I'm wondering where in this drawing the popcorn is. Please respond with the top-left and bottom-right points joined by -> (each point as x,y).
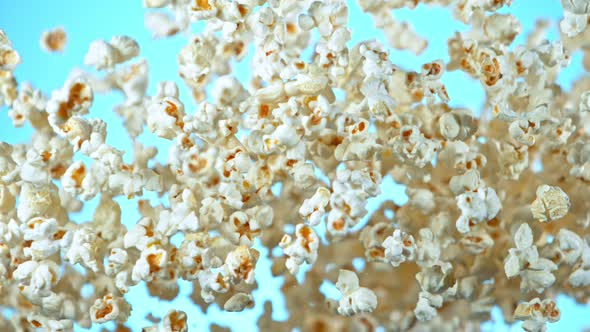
514,298 -> 560,332
580,91 -> 590,112
224,293 -> 254,312
46,78 -> 93,130
505,223 -> 557,293
63,226 -> 104,273
455,187 -> 502,233
530,185 -> 570,223
145,12 -> 181,39
336,270 -> 377,316
147,96 -> 185,139
3,1 -> 590,330
382,229 -> 416,267
163,310 -> 188,332
89,294 -> 131,324
40,27 -> 67,52
299,187 -> 331,226
390,126 -> 441,168
224,245 -> 259,284
84,36 -> 140,70
0,30 -> 21,70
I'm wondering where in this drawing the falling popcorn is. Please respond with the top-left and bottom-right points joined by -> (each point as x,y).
1,0 -> 590,330
335,269 -> 378,316
530,185 -> 571,223
40,27 -> 67,53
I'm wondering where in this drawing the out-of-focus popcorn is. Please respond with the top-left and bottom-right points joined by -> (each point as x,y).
580,90 -> 590,112
224,293 -> 254,312
336,269 -> 377,316
514,298 -> 560,332
145,12 -> 181,38
0,30 -> 21,70
560,0 -> 590,36
382,229 -> 416,267
84,36 -> 139,70
530,185 -> 570,223
40,27 -> 67,53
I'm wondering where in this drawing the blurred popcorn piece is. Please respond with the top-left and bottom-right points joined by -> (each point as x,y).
40,27 -> 67,53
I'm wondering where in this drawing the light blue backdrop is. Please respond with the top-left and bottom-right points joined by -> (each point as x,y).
0,0 -> 588,331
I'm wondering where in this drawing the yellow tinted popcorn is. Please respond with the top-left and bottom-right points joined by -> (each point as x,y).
40,27 -> 67,53
530,185 -> 571,223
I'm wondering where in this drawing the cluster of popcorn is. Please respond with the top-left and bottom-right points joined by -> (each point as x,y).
1,0 -> 590,330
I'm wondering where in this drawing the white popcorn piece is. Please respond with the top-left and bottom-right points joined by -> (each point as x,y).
555,229 -> 590,287
279,224 -> 319,275
0,30 -> 21,71
530,185 -> 570,223
514,298 -> 560,332
382,229 -> 416,267
89,294 -> 131,324
390,126 -> 440,168
63,226 -> 104,273
580,91 -> 590,112
162,309 -> 188,332
224,245 -> 259,284
132,245 -> 168,283
145,12 -> 181,39
414,291 -> 443,322
336,269 -> 377,316
224,293 -> 254,312
84,36 -> 139,70
455,187 -> 501,233
46,78 -> 93,131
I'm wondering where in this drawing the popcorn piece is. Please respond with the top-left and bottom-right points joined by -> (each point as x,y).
224,293 -> 254,312
530,185 -> 570,223
224,245 -> 259,284
147,96 -> 185,139
63,226 -> 104,272
279,224 -> 319,275
580,91 -> 590,112
163,310 -> 188,332
382,229 -> 416,267
84,36 -> 139,70
40,27 -> 67,52
455,187 -> 502,233
299,187 -> 331,226
505,223 -> 557,293
145,12 -> 181,38
514,298 -> 560,332
336,269 -> 378,316
414,291 -> 443,322
89,294 -> 131,324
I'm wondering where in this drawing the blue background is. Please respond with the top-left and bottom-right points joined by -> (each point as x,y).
1,0 -> 589,331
